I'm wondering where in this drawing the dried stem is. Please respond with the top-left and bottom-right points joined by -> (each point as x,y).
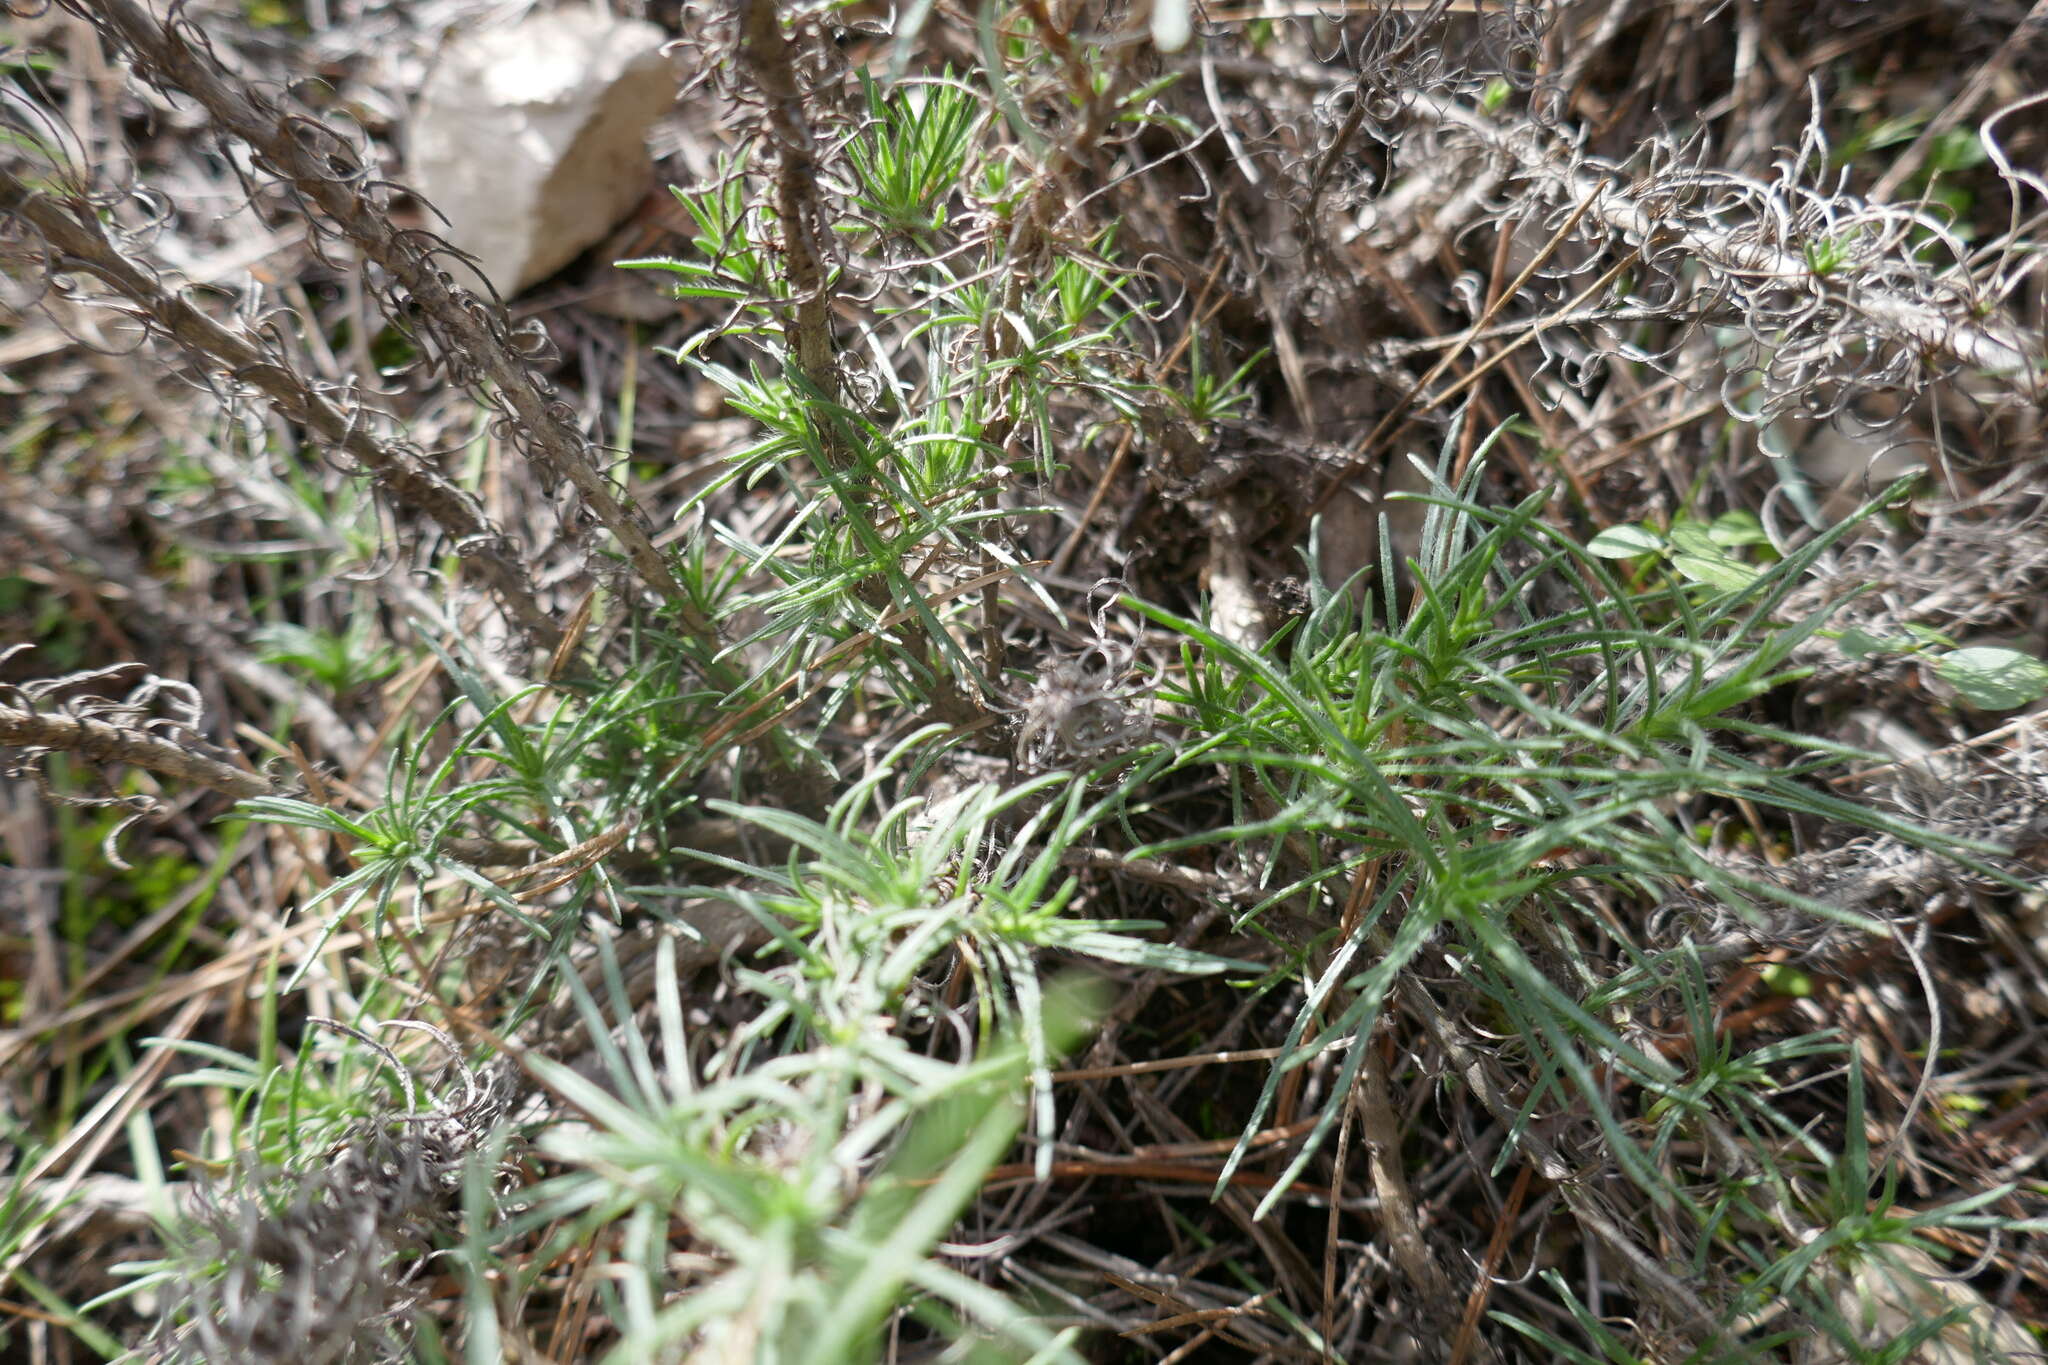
1421,95 -> 2043,388
0,687 -> 536,869
74,0 -> 720,644
0,696 -> 271,801
0,161 -> 560,647
735,0 -> 841,417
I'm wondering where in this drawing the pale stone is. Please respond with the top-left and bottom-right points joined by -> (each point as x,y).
1797,1243 -> 2037,1364
409,11 -> 677,297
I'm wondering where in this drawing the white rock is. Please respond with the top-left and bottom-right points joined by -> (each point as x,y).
409,11 -> 677,297
1798,1242 -> 2037,1365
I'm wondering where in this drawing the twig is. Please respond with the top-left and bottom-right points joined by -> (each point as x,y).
734,0 -> 841,420
0,162 -> 560,646
1419,95 -> 2041,384
0,696 -> 271,801
0,692 -> 539,870
76,0 -> 719,643
1355,1045 -> 1460,1335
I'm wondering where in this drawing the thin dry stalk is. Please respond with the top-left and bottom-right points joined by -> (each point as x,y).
71,0 -> 719,643
0,161 -> 559,645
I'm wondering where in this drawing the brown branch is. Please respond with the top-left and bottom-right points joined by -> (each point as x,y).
76,0 -> 720,644
1354,1046 -> 1460,1334
735,0 -> 841,415
0,697 -> 272,801
0,161 -> 561,648
1419,94 -> 2044,387
0,695 -> 534,869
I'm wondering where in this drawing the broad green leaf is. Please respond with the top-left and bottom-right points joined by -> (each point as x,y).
1937,647 -> 2048,710
1586,524 -> 1664,558
1664,522 -> 1722,558
1671,552 -> 1761,592
1708,510 -> 1770,547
